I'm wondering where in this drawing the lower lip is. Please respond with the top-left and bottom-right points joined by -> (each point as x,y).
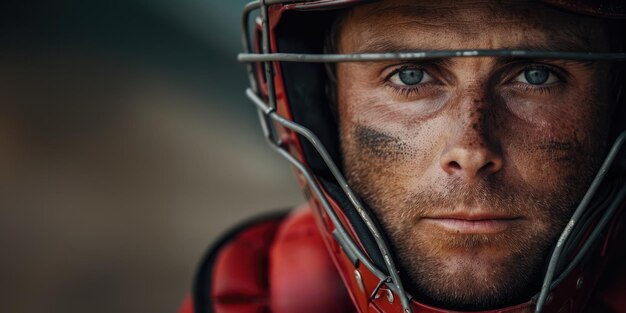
421,218 -> 516,234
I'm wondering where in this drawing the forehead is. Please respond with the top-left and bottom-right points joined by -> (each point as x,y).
338,0 -> 608,53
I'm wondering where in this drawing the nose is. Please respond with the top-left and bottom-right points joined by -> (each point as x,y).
439,101 -> 504,181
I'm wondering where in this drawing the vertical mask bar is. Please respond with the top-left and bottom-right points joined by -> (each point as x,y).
549,183 -> 626,290
246,5 -> 415,302
245,88 -> 412,311
241,1 -> 260,93
259,0 -> 279,145
535,131 -> 626,313
266,98 -> 414,313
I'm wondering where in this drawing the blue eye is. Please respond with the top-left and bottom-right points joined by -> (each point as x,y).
515,67 -> 559,85
390,67 -> 432,86
524,69 -> 549,84
399,68 -> 424,85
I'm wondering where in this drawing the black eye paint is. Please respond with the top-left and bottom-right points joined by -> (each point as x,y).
354,125 -> 411,160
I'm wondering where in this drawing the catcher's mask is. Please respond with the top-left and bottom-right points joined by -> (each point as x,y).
237,1 -> 626,312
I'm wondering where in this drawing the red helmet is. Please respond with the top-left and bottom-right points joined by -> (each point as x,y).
238,1 -> 626,312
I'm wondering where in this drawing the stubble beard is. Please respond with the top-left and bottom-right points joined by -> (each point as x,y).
344,158 -> 594,311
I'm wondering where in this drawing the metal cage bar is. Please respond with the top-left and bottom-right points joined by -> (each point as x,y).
239,50 -> 626,63
535,131 -> 626,312
241,2 -> 414,312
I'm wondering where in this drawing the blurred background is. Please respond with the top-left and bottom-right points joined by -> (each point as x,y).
0,1 -> 303,312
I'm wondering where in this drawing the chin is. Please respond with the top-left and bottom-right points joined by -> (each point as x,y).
398,234 -> 547,311
411,262 -> 536,311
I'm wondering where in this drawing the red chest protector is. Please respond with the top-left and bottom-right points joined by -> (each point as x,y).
179,204 -> 354,313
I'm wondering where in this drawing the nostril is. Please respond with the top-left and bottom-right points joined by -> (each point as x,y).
480,161 -> 494,172
448,161 -> 461,170
478,159 -> 504,176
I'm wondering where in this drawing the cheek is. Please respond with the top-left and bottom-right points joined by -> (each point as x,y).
340,120 -> 444,208
501,69 -> 611,139
502,90 -> 608,192
338,83 -> 445,175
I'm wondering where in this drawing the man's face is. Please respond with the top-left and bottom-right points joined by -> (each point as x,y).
336,0 -> 611,310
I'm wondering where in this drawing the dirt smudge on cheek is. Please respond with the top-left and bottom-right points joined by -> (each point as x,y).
532,90 -> 609,172
538,138 -> 599,171
537,140 -> 580,160
354,125 -> 413,161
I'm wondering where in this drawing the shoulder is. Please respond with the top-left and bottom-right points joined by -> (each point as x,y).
586,253 -> 626,313
269,206 -> 353,313
191,209 -> 288,313
187,204 -> 354,313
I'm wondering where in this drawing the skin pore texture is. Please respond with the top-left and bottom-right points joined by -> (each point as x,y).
336,1 -> 612,311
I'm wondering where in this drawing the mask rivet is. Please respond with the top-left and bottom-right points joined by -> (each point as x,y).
374,288 -> 394,303
576,276 -> 584,289
354,270 -> 365,293
385,289 -> 394,303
